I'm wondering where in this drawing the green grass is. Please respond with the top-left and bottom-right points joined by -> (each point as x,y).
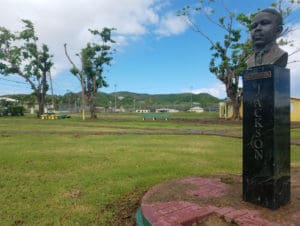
0,113 -> 240,132
291,128 -> 300,140
0,114 -> 299,225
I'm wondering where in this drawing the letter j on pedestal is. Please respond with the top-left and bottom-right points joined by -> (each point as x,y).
242,65 -> 290,209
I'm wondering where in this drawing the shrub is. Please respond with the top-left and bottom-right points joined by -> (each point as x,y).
7,106 -> 25,116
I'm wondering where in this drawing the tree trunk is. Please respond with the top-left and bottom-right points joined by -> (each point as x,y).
36,93 -> 44,117
224,70 -> 241,120
89,75 -> 97,120
88,92 -> 96,119
232,96 -> 241,120
80,80 -> 86,120
226,89 -> 241,120
40,72 -> 47,116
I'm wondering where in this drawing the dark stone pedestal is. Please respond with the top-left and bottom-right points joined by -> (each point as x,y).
242,65 -> 290,209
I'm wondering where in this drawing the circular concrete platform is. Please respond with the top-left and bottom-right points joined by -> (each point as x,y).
136,173 -> 300,226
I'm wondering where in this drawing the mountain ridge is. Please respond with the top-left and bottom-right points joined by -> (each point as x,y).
2,91 -> 222,111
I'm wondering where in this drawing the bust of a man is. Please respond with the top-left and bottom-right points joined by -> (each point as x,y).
246,8 -> 288,68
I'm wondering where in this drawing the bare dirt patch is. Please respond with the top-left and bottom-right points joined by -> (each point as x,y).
63,188 -> 82,199
100,189 -> 146,226
199,214 -> 237,226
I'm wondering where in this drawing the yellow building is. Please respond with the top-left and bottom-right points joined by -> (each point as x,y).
220,97 -> 300,122
219,100 -> 243,119
291,97 -> 300,122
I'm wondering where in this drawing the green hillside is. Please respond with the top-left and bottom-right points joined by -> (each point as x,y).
2,92 -> 221,112
95,91 -> 220,111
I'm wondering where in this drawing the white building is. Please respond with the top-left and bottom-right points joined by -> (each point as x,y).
0,97 -> 18,103
188,106 -> 204,113
155,108 -> 179,113
136,109 -> 150,113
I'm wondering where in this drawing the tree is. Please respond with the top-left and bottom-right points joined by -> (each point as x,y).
0,20 -> 53,116
64,28 -> 115,120
179,1 -> 249,119
179,0 -> 299,120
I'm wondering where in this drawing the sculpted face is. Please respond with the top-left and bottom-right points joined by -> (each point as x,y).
250,12 -> 280,50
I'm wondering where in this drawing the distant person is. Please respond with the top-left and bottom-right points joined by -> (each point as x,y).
247,8 -> 288,68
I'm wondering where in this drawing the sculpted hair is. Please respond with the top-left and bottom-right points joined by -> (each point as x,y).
260,8 -> 283,26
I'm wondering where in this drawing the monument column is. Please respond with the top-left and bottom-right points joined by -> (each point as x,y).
242,65 -> 290,209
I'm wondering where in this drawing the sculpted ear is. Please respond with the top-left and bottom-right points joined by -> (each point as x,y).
276,25 -> 283,36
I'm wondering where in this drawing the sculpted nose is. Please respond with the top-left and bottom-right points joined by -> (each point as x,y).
255,23 -> 262,31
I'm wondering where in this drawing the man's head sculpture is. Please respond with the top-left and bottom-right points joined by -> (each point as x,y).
246,8 -> 288,68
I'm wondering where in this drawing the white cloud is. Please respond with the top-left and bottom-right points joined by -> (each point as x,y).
155,13 -> 189,37
281,23 -> 300,97
0,0 -> 169,76
185,83 -> 226,99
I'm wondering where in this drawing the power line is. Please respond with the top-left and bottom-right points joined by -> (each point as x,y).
51,79 -> 68,94
0,82 -> 29,88
0,76 -> 27,85
0,75 -> 80,95
0,80 -> 30,88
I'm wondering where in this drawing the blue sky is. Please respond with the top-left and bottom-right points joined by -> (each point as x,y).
1,0 -> 300,98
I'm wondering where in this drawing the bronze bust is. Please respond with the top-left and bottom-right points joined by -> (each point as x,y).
247,8 -> 288,68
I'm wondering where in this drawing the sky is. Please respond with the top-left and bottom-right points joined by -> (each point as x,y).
0,0 -> 300,99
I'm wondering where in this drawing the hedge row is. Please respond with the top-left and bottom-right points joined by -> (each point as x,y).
1,106 -> 25,116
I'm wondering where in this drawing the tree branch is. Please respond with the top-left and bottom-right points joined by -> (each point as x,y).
17,68 -> 38,94
221,0 -> 231,15
184,16 -> 215,47
64,43 -> 77,68
63,43 -> 81,82
204,13 -> 227,31
288,60 -> 300,64
4,47 -> 38,94
289,48 -> 300,57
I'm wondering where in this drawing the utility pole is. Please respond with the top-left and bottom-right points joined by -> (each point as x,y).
114,84 -> 117,112
190,86 -> 193,108
48,71 -> 55,111
66,90 -> 71,112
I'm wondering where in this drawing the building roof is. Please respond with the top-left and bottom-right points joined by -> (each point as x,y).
291,97 -> 300,100
0,97 -> 18,102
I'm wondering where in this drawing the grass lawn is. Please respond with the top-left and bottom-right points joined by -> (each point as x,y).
292,128 -> 300,140
0,114 -> 299,225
